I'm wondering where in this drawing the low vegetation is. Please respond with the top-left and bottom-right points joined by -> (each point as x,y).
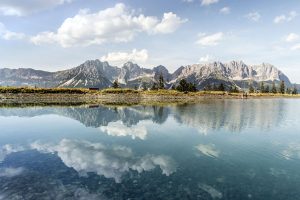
0,82 -> 299,98
0,86 -> 90,94
100,88 -> 138,94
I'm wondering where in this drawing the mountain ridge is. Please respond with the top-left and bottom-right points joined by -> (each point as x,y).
0,59 -> 295,90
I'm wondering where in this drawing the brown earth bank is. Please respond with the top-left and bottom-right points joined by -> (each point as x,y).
0,89 -> 299,106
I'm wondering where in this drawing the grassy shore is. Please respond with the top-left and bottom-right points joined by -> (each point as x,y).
0,87 -> 299,105
0,87 -> 90,94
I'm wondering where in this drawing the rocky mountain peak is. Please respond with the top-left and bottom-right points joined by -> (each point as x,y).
122,62 -> 140,71
0,59 -> 294,90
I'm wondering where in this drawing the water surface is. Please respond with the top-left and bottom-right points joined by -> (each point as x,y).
1,99 -> 300,200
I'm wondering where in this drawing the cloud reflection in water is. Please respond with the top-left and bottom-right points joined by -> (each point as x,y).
30,139 -> 176,183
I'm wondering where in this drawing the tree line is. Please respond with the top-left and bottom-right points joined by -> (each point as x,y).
111,74 -> 298,94
249,81 -> 298,94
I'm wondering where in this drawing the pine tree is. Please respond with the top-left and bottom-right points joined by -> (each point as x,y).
292,85 -> 298,95
151,82 -> 158,90
249,84 -> 255,93
112,80 -> 119,88
205,84 -> 212,91
260,82 -> 265,93
280,81 -> 285,94
230,86 -> 239,93
271,82 -> 277,93
175,79 -> 197,92
212,84 -> 218,91
265,85 -> 270,93
142,83 -> 147,91
158,74 -> 164,89
218,83 -> 225,91
188,82 -> 197,92
176,79 -> 188,92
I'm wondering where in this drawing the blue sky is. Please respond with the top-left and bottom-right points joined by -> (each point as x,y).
0,0 -> 300,82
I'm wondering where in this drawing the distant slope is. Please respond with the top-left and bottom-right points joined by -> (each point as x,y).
170,61 -> 292,89
0,60 -> 294,90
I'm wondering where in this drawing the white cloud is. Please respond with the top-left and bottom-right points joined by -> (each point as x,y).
0,144 -> 25,162
0,167 -> 24,177
219,7 -> 230,15
100,121 -> 148,140
199,54 -> 214,63
0,0 -> 73,16
285,33 -> 299,42
291,43 -> 300,51
245,12 -> 261,22
0,22 -> 25,40
281,143 -> 300,159
198,183 -> 223,199
196,144 -> 220,158
30,139 -> 176,183
274,11 -> 297,24
196,32 -> 224,46
183,0 -> 219,5
201,0 -> 219,6
30,3 -> 187,47
154,12 -> 187,34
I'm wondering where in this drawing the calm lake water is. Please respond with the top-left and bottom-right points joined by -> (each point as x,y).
1,99 -> 300,200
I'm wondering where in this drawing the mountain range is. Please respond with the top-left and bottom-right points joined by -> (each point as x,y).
0,101 -> 286,134
0,60 -> 296,90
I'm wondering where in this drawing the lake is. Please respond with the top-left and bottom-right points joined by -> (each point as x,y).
1,99 -> 300,200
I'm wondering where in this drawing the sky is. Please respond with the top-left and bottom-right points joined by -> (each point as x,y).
0,0 -> 300,83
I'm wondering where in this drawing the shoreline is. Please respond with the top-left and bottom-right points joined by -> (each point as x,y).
0,91 -> 299,106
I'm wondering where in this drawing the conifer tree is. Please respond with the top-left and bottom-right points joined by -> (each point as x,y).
112,80 -> 119,88
230,86 -> 239,93
142,83 -> 147,91
260,82 -> 265,93
292,85 -> 298,95
158,74 -> 164,89
249,84 -> 255,93
218,83 -> 225,91
271,82 -> 277,93
280,81 -> 285,94
175,79 -> 197,92
151,82 -> 158,90
265,85 -> 270,93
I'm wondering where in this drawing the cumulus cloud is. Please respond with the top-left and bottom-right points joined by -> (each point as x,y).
201,0 -> 219,6
30,139 -> 176,183
100,49 -> 149,66
100,121 -> 148,140
198,183 -> 223,199
0,0 -> 72,16
219,7 -> 230,15
195,144 -> 220,158
291,44 -> 300,50
0,22 -> 25,40
0,144 -> 25,161
196,32 -> 224,46
274,11 -> 297,24
245,12 -> 261,22
30,3 -> 187,47
154,12 -> 187,34
0,167 -> 24,177
281,143 -> 300,159
285,33 -> 299,42
199,54 -> 214,63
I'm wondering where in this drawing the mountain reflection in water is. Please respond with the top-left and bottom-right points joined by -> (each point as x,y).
0,99 -> 287,134
1,99 -> 300,200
